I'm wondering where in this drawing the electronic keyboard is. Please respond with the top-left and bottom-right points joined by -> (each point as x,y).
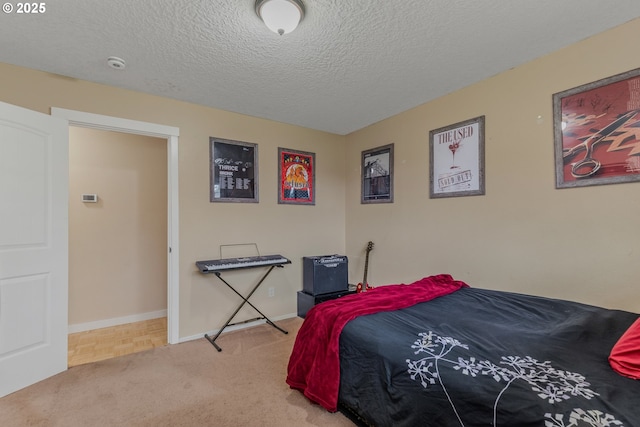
196,254 -> 291,273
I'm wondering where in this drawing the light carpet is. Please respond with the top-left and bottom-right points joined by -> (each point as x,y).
0,317 -> 353,427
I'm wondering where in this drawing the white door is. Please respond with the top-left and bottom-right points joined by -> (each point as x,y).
0,101 -> 68,397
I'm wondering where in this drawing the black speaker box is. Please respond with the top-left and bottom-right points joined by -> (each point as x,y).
297,289 -> 356,318
302,255 -> 348,296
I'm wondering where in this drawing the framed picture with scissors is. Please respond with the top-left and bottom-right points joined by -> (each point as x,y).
553,67 -> 640,189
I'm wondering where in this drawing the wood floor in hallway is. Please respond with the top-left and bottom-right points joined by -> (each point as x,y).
68,317 -> 167,367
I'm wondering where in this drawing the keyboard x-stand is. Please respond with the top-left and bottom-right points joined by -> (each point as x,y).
196,254 -> 291,351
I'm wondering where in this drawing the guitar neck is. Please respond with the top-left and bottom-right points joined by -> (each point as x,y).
362,242 -> 373,284
362,253 -> 370,284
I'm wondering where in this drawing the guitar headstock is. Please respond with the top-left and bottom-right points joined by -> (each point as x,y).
366,241 -> 374,252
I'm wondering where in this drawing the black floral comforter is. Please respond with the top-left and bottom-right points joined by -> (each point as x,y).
338,287 -> 639,427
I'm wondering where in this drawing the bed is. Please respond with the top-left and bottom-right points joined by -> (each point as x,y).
286,275 -> 640,427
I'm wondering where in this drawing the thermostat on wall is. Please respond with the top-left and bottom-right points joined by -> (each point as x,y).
82,194 -> 98,203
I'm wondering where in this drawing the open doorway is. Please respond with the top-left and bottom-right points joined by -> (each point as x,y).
67,127 -> 167,365
51,107 -> 181,350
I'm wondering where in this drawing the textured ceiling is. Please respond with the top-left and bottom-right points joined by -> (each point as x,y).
1,1 -> 639,135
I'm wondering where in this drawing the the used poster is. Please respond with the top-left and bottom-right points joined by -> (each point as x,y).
429,116 -> 485,198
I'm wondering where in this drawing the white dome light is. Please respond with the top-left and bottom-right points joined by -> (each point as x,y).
256,0 -> 305,36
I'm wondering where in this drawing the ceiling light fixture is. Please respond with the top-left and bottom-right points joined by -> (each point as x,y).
255,0 -> 305,36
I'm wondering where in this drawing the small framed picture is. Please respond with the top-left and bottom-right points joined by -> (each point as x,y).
210,137 -> 258,203
361,143 -> 394,204
278,148 -> 315,205
553,68 -> 640,188
429,116 -> 485,198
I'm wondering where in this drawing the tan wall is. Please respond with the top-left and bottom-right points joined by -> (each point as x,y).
1,18 -> 638,339
68,127 -> 167,325
345,18 -> 640,312
0,63 -> 346,339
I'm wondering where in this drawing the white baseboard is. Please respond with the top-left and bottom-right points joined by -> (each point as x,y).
178,312 -> 298,343
68,309 -> 168,334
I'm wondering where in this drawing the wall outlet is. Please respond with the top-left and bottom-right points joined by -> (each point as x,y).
268,287 -> 275,297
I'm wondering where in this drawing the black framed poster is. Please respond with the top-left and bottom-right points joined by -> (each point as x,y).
210,137 -> 258,203
361,143 -> 394,203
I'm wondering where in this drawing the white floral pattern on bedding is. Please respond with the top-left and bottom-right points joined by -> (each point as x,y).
406,331 -> 623,427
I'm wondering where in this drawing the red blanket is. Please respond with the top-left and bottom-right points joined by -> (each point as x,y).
286,274 -> 469,412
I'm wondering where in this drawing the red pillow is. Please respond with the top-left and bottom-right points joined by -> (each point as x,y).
609,317 -> 640,379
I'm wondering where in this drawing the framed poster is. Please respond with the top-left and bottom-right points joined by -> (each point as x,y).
429,116 -> 485,198
278,148 -> 315,205
361,143 -> 394,204
210,137 -> 258,203
553,68 -> 640,189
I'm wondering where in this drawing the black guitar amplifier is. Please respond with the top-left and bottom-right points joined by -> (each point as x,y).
302,255 -> 348,296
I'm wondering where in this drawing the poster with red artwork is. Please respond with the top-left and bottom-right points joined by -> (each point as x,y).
553,68 -> 640,188
278,148 -> 315,205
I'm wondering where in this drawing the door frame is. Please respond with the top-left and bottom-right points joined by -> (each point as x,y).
51,107 -> 180,344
